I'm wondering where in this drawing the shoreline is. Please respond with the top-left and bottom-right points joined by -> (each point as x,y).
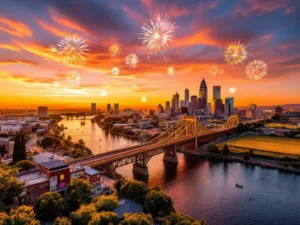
179,149 -> 300,174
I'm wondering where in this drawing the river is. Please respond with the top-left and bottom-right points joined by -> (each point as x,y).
60,118 -> 300,225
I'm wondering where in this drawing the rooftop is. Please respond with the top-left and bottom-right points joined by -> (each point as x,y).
17,171 -> 48,186
40,160 -> 68,171
83,166 -> 100,175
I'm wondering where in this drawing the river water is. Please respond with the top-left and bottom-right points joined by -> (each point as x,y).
60,118 -> 300,225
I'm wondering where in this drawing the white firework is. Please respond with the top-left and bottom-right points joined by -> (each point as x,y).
246,60 -> 268,80
125,54 -> 139,68
111,67 -> 120,75
57,35 -> 89,65
139,14 -> 175,55
168,66 -> 175,76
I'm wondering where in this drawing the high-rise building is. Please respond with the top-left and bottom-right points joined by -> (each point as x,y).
37,106 -> 48,118
247,104 -> 257,119
213,86 -> 221,100
91,103 -> 96,112
184,88 -> 189,107
172,92 -> 179,113
157,104 -> 164,115
190,95 -> 198,115
248,104 -> 257,112
224,97 -> 234,117
107,104 -> 111,112
113,103 -> 119,114
206,103 -> 211,115
166,101 -> 171,114
274,106 -> 283,117
180,100 -> 185,108
214,99 -> 224,117
199,78 -> 208,110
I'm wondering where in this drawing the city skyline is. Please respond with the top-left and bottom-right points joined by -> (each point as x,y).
0,0 -> 300,109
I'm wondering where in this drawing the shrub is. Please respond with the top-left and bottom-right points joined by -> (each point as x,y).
88,211 -> 119,225
70,204 -> 96,225
92,195 -> 119,212
207,144 -> 219,154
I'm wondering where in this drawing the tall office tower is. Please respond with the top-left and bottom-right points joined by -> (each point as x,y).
224,97 -> 234,117
37,106 -> 48,118
214,99 -> 224,117
206,103 -> 211,115
274,106 -> 283,117
190,95 -> 198,115
213,86 -> 221,100
113,103 -> 119,114
199,78 -> 208,110
166,101 -> 171,114
248,104 -> 257,112
180,100 -> 185,107
174,92 -> 180,113
171,95 -> 175,113
91,103 -> 96,112
107,104 -> 111,112
157,104 -> 164,115
247,103 -> 257,119
184,88 -> 189,107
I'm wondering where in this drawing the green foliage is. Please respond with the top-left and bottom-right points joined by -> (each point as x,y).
88,211 -> 119,225
143,186 -> 174,217
120,213 -> 153,225
114,179 -> 126,193
161,212 -> 207,225
0,167 -> 24,205
66,179 -> 93,211
34,192 -> 66,220
39,136 -> 61,148
67,135 -> 72,141
70,204 -> 96,225
13,130 -> 26,163
68,147 -> 92,159
117,180 -> 147,203
92,195 -> 119,212
15,160 -> 35,172
78,139 -> 85,146
53,217 -> 72,225
6,205 -> 40,225
207,144 -> 219,154
222,144 -> 230,156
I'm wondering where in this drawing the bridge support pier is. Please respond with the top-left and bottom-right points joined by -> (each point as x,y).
163,145 -> 178,164
133,164 -> 149,176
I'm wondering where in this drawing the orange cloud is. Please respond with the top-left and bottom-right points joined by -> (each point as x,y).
0,44 -> 20,52
35,19 -> 69,37
0,59 -> 37,66
173,29 -> 218,47
0,16 -> 32,37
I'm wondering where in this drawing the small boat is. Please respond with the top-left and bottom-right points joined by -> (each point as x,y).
235,183 -> 243,188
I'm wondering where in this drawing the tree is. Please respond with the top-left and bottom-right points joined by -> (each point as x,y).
19,130 -> 27,161
66,179 -> 93,211
70,204 -> 96,225
236,123 -> 247,133
161,213 -> 207,225
92,195 -> 118,212
114,179 -> 126,194
119,180 -> 147,203
39,136 -> 61,148
144,187 -> 174,217
34,192 -> 66,220
15,160 -> 35,172
0,167 -> 24,205
13,132 -> 20,163
78,139 -> 85,146
53,217 -> 72,225
207,144 -> 219,154
88,211 -> 119,225
67,135 -> 72,141
0,212 -> 9,225
120,213 -> 153,225
222,144 -> 230,156
8,205 -> 40,225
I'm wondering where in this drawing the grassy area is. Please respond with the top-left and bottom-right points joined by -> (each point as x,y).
265,123 -> 298,130
219,135 -> 300,157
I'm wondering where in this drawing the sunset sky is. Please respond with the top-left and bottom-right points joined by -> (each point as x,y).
0,0 -> 299,109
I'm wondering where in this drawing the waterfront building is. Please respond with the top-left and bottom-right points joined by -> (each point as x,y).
114,103 -> 119,114
214,99 -> 224,117
91,103 -> 96,112
37,106 -> 48,118
274,106 -> 283,117
213,86 -> 221,100
199,78 -> 208,110
185,88 -> 189,107
224,97 -> 234,117
107,104 -> 111,112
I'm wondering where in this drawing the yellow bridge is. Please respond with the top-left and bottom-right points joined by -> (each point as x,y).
69,115 -> 244,176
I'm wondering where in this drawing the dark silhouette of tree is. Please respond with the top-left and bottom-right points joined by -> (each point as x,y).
222,144 -> 230,156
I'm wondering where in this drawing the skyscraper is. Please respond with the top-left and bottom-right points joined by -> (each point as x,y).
157,104 -> 163,115
113,103 -> 119,114
190,95 -> 198,115
274,106 -> 283,117
199,78 -> 208,110
37,106 -> 48,118
166,101 -> 171,114
214,99 -> 224,117
184,88 -> 189,107
107,104 -> 111,112
172,92 -> 179,113
224,97 -> 234,117
213,86 -> 221,100
91,103 -> 96,112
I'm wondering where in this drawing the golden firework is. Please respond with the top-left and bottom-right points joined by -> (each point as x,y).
111,67 -> 120,75
246,60 -> 268,80
139,14 -> 175,55
108,44 -> 121,57
168,66 -> 175,76
225,41 -> 248,65
57,35 -> 89,66
100,90 -> 107,97
229,87 -> 236,94
66,71 -> 80,81
49,45 -> 57,53
125,54 -> 139,68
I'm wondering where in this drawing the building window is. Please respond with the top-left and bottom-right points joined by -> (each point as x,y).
60,174 -> 65,181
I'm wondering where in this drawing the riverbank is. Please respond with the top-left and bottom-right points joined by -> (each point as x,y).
179,149 -> 300,174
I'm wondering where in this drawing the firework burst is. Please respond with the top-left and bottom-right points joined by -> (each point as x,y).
100,90 -> 107,97
141,96 -> 147,102
246,60 -> 268,80
108,44 -> 121,57
125,54 -> 139,68
168,66 -> 175,76
111,67 -> 120,75
229,87 -> 236,94
49,45 -> 57,53
57,35 -> 89,66
139,14 -> 175,55
225,41 -> 248,65
66,71 -> 80,81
